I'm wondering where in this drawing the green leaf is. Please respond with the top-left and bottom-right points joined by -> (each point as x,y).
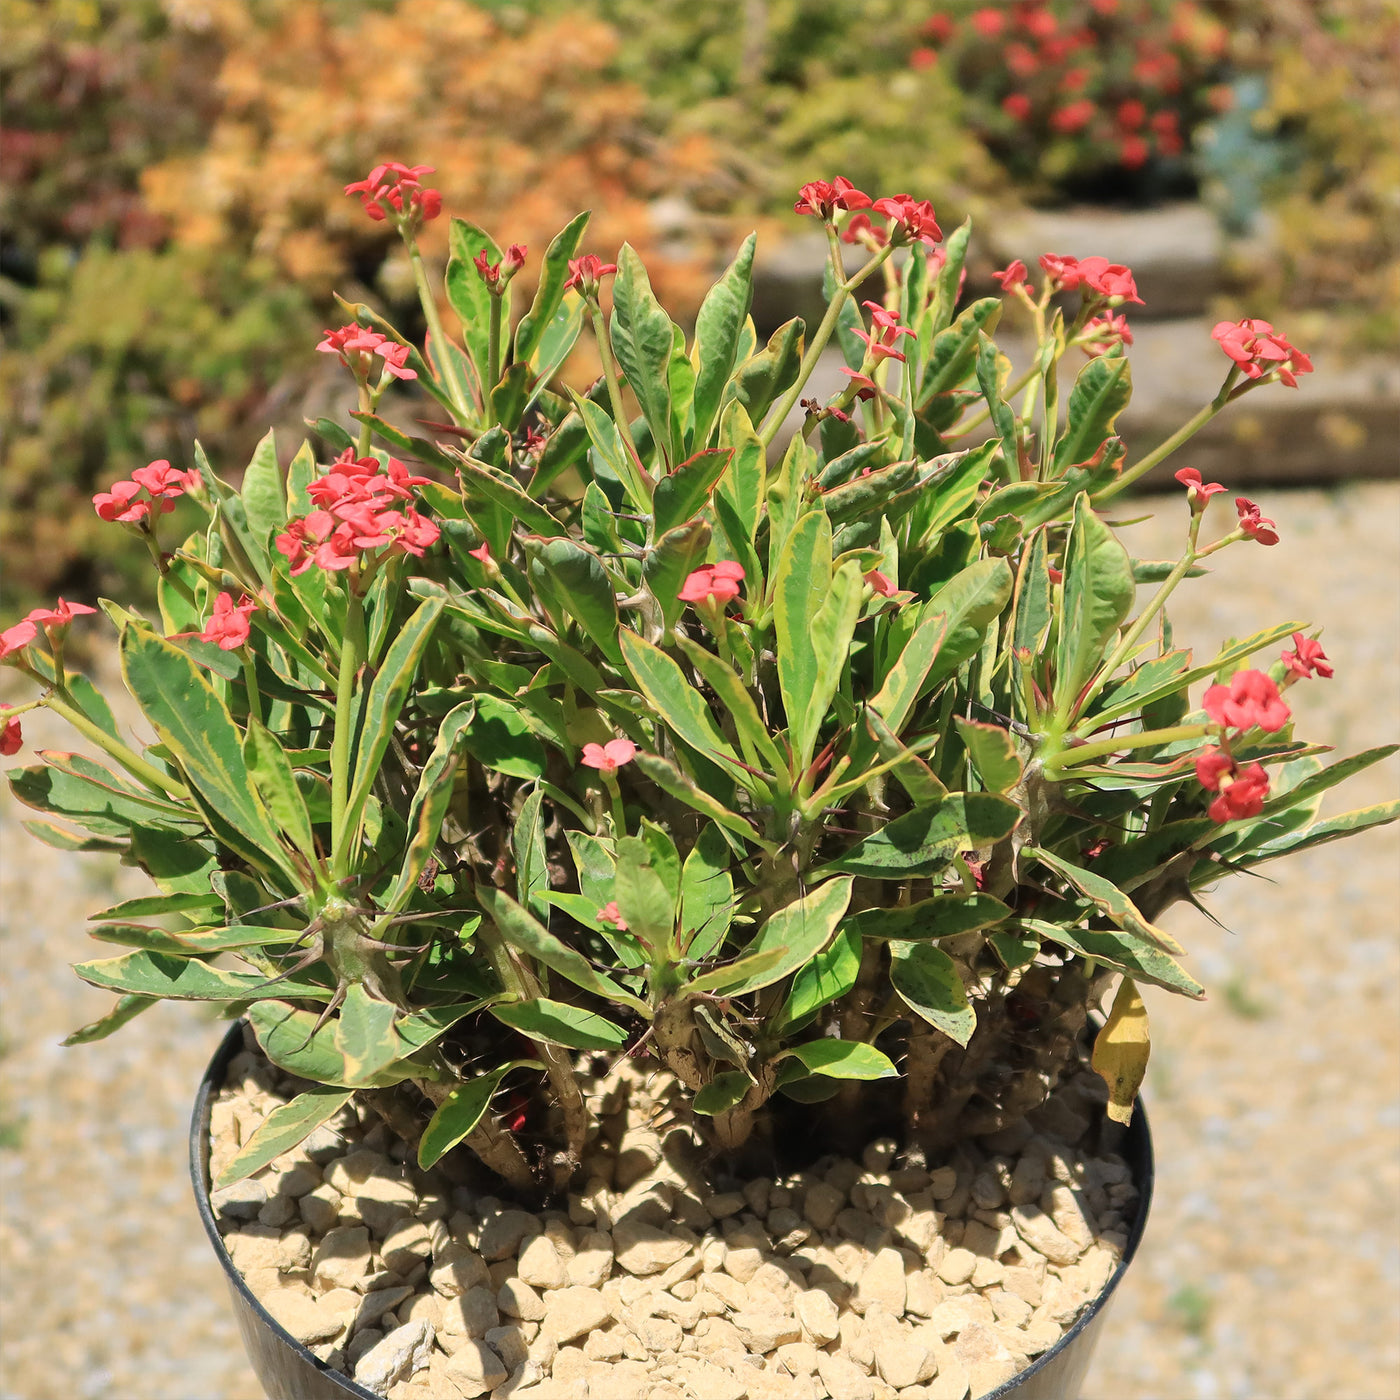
653,448 -> 732,539
931,218 -> 972,333
477,886 -> 649,1014
1052,353 -> 1132,474
74,950 -> 330,1002
9,754 -> 191,837
890,941 -> 975,1045
89,891 -> 222,922
822,794 -> 1021,878
1013,528 -> 1053,658
632,751 -> 767,846
680,824 -> 735,960
1056,493 -> 1135,715
850,892 -> 1012,942
692,1071 -> 752,1116
446,216 -> 501,384
216,1087 -> 355,1187
243,718 -> 317,865
643,517 -> 713,632
774,925 -> 861,1031
975,332 -> 1020,477
239,428 -> 285,548
954,719 -> 1023,793
522,535 -> 622,664
418,1060 -> 542,1170
1256,744 -> 1399,821
923,557 -> 1015,692
611,243 -> 683,466
461,693 -> 548,780
692,233 -> 757,446
728,317 -> 804,425
803,559 -> 864,768
61,994 -> 158,1046
455,453 -> 566,537
514,211 -> 590,365
774,511 -> 832,767
1233,800 -> 1400,865
858,708 -> 948,807
343,595 -> 444,845
611,832 -> 678,952
1021,919 -> 1205,999
119,628 -> 288,872
334,984 -> 402,1086
618,629 -> 744,775
868,611 -> 949,737
1026,845 -> 1184,954
685,947 -> 788,997
780,1040 -> 898,1080
705,877 -> 854,998
675,635 -> 786,777
382,702 -> 474,914
918,297 -> 1002,410
490,998 -> 628,1051
714,400 -> 765,544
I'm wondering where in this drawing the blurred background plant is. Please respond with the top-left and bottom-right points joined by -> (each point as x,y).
3,0 -> 1395,615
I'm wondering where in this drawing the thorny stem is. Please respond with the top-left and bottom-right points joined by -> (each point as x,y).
1045,722 -> 1214,775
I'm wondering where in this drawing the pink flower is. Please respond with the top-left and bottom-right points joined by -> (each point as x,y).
1050,99 -> 1096,135
793,177 -> 873,220
0,708 -> 21,757
1075,256 -> 1144,306
344,161 -> 441,225
1001,92 -> 1034,121
1281,633 -> 1333,681
1196,749 -> 1270,823
853,301 -> 915,363
1203,669 -> 1291,733
871,194 -> 943,248
839,213 -> 887,248
1119,136 -> 1150,170
596,901 -> 628,930
1039,253 -> 1083,290
992,260 -> 1028,291
25,598 -> 98,629
93,480 -> 150,523
837,368 -> 880,400
564,255 -> 618,297
1116,99 -> 1147,130
0,620 -> 38,659
580,739 -> 637,773
1082,312 -> 1133,356
1211,319 -> 1313,387
1194,745 -> 1235,791
970,7 -> 1006,37
865,569 -> 898,597
198,592 -> 257,651
474,243 -> 528,292
468,541 -> 492,564
131,460 -> 190,497
1006,43 -> 1039,77
316,325 -> 417,381
909,47 -> 937,70
1174,468 -> 1225,507
1235,497 -> 1279,546
679,561 -> 745,605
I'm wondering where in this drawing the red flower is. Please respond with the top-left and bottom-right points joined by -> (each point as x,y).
596,901 -> 628,930
1050,99 -> 1096,134
316,325 -> 417,382
580,739 -> 637,773
1060,67 -> 1091,96
1117,99 -> 1147,131
344,161 -> 441,225
1194,745 -> 1235,791
1075,255 -> 1144,305
0,620 -> 38,659
1119,136 -> 1150,170
839,213 -> 887,248
474,243 -> 528,292
1082,312 -> 1133,356
198,592 -> 257,651
921,13 -> 954,42
909,47 -> 937,70
794,177 -> 873,220
93,480 -> 150,523
1203,668 -> 1291,733
1039,253 -> 1082,289
871,194 -> 942,248
1002,92 -> 1034,121
1211,319 -> 1313,388
564,255 -> 618,297
970,8 -> 1006,38
853,301 -> 915,363
1281,633 -> 1333,681
679,561 -> 745,605
468,542 -> 492,564
1174,467 -> 1226,507
1195,745 -> 1270,822
1020,7 -> 1057,40
0,709 -> 21,757
865,569 -> 897,597
838,368 -> 881,400
1235,496 -> 1280,546
992,260 -> 1028,291
1006,44 -> 1039,78
131,460 -> 192,498
25,598 -> 98,629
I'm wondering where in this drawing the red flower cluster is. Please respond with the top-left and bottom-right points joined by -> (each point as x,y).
1235,497 -> 1279,546
0,707 -> 21,757
1195,746 -> 1270,822
853,301 -> 915,364
344,162 -> 442,225
1,598 -> 98,660
1082,311 -> 1133,357
1211,319 -> 1313,388
1203,668 -> 1291,733
564,255 -> 618,297
1282,633 -> 1332,682
596,901 -> 628,930
796,181 -> 942,248
872,194 -> 943,248
794,177 -> 871,219
316,325 -> 417,382
275,450 -> 438,577
1040,254 -> 1143,305
992,260 -> 1028,290
474,243 -> 527,292
198,592 -> 258,651
679,561 -> 745,605
93,460 -> 200,524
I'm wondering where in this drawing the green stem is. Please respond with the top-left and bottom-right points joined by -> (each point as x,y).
408,241 -> 473,424
45,693 -> 189,801
1044,722 -> 1213,775
356,384 -> 374,457
242,653 -> 264,727
588,304 -> 654,506
330,590 -> 366,881
758,240 -> 894,450
956,363 -> 1041,437
487,294 -> 503,409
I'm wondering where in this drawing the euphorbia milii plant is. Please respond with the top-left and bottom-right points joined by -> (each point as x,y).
3,163 -> 1395,1197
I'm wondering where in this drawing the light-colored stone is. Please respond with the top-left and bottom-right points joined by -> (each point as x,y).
542,1285 -> 612,1344
801,1181 -> 845,1231
985,1288 -> 1032,1329
485,1323 -> 529,1372
1042,1184 -> 1096,1253
731,1310 -> 801,1352
354,1320 -> 435,1394
357,1286 -> 414,1332
794,1288 -> 840,1345
313,1224 -> 373,1290
261,1287 -> 350,1345
1010,1205 -> 1081,1268
928,1295 -> 996,1340
430,1242 -> 490,1297
441,1285 -> 499,1339
935,1248 -> 976,1287
926,1167 -> 958,1201
874,1335 -> 937,1390
499,1277 -> 547,1322
613,1218 -> 692,1276
855,1248 -> 907,1317
923,1346 -> 970,1400
816,1352 -> 876,1400
952,1322 -> 1019,1397
211,1176 -> 269,1221
704,1192 -> 747,1220
442,1338 -> 508,1397
381,1218 -> 433,1275
566,1231 -> 615,1289
678,1358 -> 749,1400
478,1209 -> 542,1261
774,1341 -> 821,1376
517,1234 -> 568,1291
299,1184 -> 343,1234
1000,1266 -> 1042,1309
583,1326 -> 625,1361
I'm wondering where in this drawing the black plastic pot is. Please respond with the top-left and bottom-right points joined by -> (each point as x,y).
192,1020 -> 1153,1400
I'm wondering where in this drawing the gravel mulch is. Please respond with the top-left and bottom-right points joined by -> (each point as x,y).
1,483 -> 1395,1400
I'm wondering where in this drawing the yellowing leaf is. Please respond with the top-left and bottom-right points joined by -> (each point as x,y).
1092,977 -> 1150,1125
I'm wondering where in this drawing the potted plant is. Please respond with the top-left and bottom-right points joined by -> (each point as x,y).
3,161 -> 1394,1400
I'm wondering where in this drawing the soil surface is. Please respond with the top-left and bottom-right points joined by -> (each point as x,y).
1,483 -> 1396,1400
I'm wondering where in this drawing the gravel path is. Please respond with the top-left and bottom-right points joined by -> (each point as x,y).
1,483 -> 1395,1400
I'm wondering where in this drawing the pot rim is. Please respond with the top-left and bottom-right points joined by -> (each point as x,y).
191,1019 -> 1154,1400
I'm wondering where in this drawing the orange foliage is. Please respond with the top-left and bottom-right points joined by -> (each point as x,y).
143,0 -> 717,310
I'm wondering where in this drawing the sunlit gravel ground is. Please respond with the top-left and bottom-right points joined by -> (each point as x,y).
1,483 -> 1395,1400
